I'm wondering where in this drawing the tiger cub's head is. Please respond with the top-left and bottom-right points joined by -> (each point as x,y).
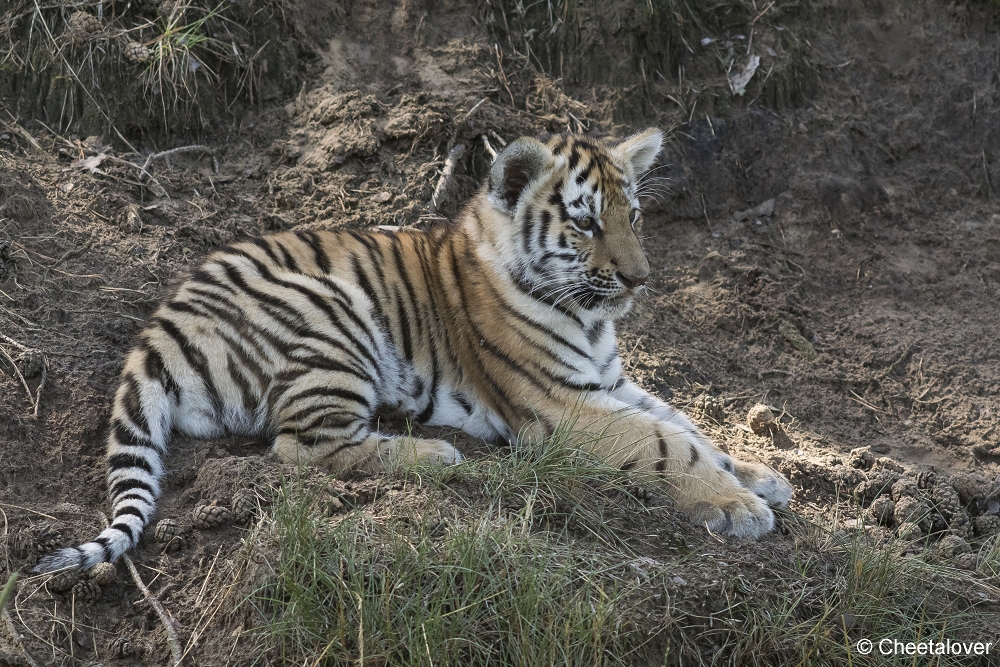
484,129 -> 663,320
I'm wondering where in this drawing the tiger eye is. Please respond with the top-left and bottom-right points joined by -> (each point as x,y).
575,217 -> 594,231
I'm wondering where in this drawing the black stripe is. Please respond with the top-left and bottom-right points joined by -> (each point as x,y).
108,453 -> 154,475
293,354 -> 373,384
219,261 -> 367,372
227,253 -> 382,369
217,329 -> 268,387
109,478 -> 155,501
394,291 -> 413,361
278,410 -> 360,436
295,230 -> 332,274
114,506 -> 146,520
483,279 -> 590,361
389,236 -> 423,358
110,522 -> 137,544
568,147 -> 581,171
521,206 -> 534,255
156,316 -> 223,413
117,492 -> 153,504
248,237 -> 283,266
143,344 -> 181,399
586,321 -> 606,345
113,422 -> 153,449
509,273 -> 582,325
537,209 -> 552,250
274,240 -> 303,273
539,251 -> 578,263
350,253 -> 386,322
448,244 -> 517,416
689,444 -> 700,467
281,385 -> 370,410
226,353 -> 257,415
189,268 -> 239,295
92,537 -> 114,561
416,393 -> 436,423
120,375 -> 150,436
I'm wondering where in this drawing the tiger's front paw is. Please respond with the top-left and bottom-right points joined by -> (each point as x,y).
681,490 -> 775,539
732,460 -> 793,509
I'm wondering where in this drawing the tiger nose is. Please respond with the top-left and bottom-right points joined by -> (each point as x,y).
615,271 -> 648,288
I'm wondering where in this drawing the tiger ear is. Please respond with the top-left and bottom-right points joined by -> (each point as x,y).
488,137 -> 552,213
615,128 -> 663,176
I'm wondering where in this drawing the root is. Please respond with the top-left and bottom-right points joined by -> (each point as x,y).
123,555 -> 184,666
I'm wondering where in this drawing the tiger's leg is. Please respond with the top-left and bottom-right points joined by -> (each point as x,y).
268,366 -> 461,473
609,380 -> 792,508
545,395 -> 778,538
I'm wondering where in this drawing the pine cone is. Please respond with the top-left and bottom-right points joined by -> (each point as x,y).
872,457 -> 904,473
973,514 -> 1000,537
936,535 -> 972,559
897,521 -> 923,541
45,569 -> 80,593
747,404 -> 775,434
931,483 -> 962,522
953,553 -> 978,570
123,40 -> 152,64
695,394 -> 724,421
950,472 -> 988,506
66,12 -> 104,42
33,523 -> 65,553
868,497 -> 895,526
928,513 -> 949,535
894,495 -> 928,528
231,489 -> 258,524
854,469 -> 900,504
949,509 -> 974,539
891,477 -> 920,502
848,446 -> 875,470
90,561 -> 117,586
110,636 -> 138,658
153,518 -> 186,553
192,503 -> 231,530
72,578 -> 101,602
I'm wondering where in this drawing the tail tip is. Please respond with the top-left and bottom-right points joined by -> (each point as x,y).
33,548 -> 85,574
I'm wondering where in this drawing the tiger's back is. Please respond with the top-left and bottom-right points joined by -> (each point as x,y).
37,129 -> 793,572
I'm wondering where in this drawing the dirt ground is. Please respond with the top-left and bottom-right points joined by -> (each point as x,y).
1,0 -> 1000,664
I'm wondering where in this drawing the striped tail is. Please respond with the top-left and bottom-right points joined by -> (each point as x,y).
35,350 -> 171,572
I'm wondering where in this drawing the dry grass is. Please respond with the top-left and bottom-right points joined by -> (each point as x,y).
0,0 -> 287,137
226,427 -> 999,667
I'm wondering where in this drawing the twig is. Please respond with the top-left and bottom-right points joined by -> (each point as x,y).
429,144 -> 465,213
3,606 -> 40,667
33,360 -> 47,419
101,155 -> 168,197
140,145 -> 216,177
487,129 -> 507,148
481,134 -> 497,160
847,390 -> 891,415
1,116 -> 44,155
122,554 -> 183,666
0,343 -> 33,404
41,230 -> 97,284
494,44 -> 516,107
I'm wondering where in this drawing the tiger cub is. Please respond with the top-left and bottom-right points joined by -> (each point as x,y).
36,129 -> 792,572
